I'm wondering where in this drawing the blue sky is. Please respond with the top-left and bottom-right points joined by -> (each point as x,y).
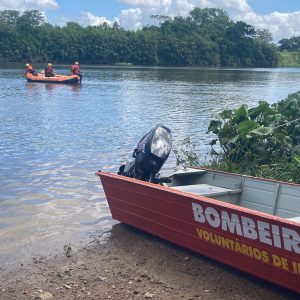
46,0 -> 300,17
47,1 -> 130,22
249,0 -> 300,14
45,0 -> 300,23
1,0 -> 300,41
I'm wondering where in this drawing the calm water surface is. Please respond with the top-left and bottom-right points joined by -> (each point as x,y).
1,65 -> 300,265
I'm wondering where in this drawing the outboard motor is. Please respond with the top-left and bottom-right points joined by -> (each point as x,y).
118,124 -> 172,183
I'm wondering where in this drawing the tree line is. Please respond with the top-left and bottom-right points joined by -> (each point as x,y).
0,8 -> 278,67
278,36 -> 300,52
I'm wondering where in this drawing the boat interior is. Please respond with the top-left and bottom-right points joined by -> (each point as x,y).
163,168 -> 300,222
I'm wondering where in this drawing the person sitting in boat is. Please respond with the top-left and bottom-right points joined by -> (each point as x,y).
71,61 -> 83,83
45,63 -> 55,77
24,63 -> 38,76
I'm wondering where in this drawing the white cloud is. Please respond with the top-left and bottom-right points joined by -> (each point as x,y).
115,0 -> 253,33
119,0 -> 251,15
118,8 -> 143,29
79,11 -> 114,27
0,0 -> 59,10
121,0 -> 162,7
3,0 -> 299,41
117,0 -> 300,41
116,0 -> 252,31
239,11 -> 300,42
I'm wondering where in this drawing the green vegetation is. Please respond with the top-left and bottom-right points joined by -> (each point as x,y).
277,36 -> 300,67
0,8 -> 278,67
278,36 -> 300,52
176,91 -> 300,183
278,51 -> 300,67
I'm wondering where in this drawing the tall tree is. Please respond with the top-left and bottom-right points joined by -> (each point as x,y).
16,10 -> 45,29
0,10 -> 20,27
0,8 -> 278,67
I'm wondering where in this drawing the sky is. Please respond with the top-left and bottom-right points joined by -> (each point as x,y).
1,0 -> 300,42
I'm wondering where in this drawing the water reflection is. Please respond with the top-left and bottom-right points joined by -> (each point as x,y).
0,66 -> 300,266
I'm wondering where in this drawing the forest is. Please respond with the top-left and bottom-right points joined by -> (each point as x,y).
0,8 -> 279,67
278,36 -> 300,51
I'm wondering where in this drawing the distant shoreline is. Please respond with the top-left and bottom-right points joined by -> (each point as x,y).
1,61 -> 300,69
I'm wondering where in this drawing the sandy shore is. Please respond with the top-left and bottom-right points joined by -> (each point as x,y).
1,223 -> 297,300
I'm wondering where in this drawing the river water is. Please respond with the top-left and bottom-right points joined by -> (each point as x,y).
1,65 -> 300,265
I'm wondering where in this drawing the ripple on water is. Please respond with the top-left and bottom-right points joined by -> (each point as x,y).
1,66 -> 300,266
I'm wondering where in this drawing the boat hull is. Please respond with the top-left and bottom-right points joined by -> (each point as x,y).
97,171 -> 300,294
26,73 -> 80,84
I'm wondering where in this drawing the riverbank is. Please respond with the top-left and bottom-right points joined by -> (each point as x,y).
1,223 -> 296,300
278,51 -> 300,67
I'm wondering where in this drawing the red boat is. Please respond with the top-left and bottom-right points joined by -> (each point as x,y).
96,125 -> 300,293
26,73 -> 80,84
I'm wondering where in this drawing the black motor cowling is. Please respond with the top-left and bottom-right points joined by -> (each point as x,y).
118,124 -> 172,183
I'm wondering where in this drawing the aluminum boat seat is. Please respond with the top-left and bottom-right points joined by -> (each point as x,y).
172,184 -> 242,204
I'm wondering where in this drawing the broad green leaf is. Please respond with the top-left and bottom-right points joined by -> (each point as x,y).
220,123 -> 233,136
219,109 -> 232,119
233,104 -> 249,123
284,136 -> 293,147
250,127 -> 273,135
248,101 -> 269,119
237,120 -> 259,135
207,120 -> 222,134
293,154 -> 300,165
228,136 -> 238,143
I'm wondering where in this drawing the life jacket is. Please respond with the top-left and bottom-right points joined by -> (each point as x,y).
71,64 -> 80,74
45,67 -> 54,77
24,66 -> 34,76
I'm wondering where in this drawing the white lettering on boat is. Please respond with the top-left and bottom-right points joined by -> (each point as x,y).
192,202 -> 300,254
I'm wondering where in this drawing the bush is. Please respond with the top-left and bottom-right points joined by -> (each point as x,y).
176,91 -> 300,183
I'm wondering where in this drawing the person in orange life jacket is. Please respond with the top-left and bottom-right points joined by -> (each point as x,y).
24,63 -> 38,76
45,63 -> 55,77
71,62 -> 83,83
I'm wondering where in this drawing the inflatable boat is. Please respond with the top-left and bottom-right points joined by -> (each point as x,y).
26,73 -> 80,84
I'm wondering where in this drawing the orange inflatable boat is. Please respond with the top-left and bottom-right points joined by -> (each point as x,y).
26,73 -> 80,84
